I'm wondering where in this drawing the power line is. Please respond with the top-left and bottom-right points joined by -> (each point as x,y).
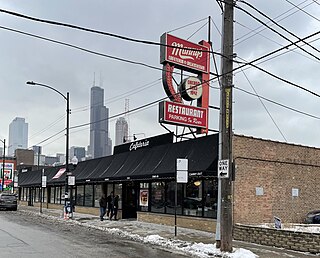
234,86 -> 320,120
72,78 -> 161,113
238,0 -> 320,58
0,9 -> 220,56
235,1 -> 320,63
237,64 -> 287,142
284,0 -> 320,23
0,25 -> 164,72
235,20 -> 320,65
234,0 -> 313,46
28,114 -> 65,140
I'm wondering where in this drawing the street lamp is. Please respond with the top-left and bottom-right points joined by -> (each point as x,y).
26,81 -> 71,217
0,139 -> 5,192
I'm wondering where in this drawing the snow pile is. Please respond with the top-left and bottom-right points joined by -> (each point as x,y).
143,235 -> 257,258
21,209 -> 257,257
249,223 -> 320,234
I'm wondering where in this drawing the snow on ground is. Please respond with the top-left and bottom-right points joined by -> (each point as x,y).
27,210 -> 257,258
250,223 -> 320,234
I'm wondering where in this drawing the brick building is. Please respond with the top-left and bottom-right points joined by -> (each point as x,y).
233,135 -> 320,224
18,133 -> 320,231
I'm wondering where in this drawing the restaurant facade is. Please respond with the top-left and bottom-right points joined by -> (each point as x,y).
18,133 -> 219,231
18,132 -> 320,232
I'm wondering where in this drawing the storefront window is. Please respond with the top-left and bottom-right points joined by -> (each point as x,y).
50,187 -> 55,203
203,179 -> 218,218
84,185 -> 93,207
114,183 -> 122,210
76,185 -> 84,206
151,182 -> 165,213
55,186 -> 61,204
94,184 -> 103,208
166,181 -> 183,215
43,188 -> 47,203
183,179 -> 203,216
139,183 -> 149,212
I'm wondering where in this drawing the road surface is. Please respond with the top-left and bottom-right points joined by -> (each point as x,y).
0,210 -> 188,258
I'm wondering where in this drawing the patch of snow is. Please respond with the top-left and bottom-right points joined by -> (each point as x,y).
21,209 -> 257,258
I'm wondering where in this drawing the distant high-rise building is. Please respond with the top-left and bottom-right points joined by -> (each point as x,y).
115,117 -> 129,146
32,145 -> 43,166
89,86 -> 112,158
32,145 -> 42,155
8,117 -> 28,156
70,146 -> 86,162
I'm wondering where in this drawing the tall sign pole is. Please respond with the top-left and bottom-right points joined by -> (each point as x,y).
219,0 -> 234,252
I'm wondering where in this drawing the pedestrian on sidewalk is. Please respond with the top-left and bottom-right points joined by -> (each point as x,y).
110,195 -> 119,220
106,191 -> 114,219
99,194 -> 107,221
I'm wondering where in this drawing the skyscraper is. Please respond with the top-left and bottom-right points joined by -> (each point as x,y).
89,86 -> 112,158
70,146 -> 86,162
115,117 -> 129,146
8,117 -> 28,156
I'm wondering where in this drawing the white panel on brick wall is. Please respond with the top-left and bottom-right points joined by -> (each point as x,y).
255,187 -> 264,196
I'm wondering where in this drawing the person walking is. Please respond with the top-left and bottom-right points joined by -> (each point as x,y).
99,194 -> 107,221
106,191 -> 114,219
110,195 -> 119,220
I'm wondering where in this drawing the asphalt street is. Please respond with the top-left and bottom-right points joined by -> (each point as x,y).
14,205 -> 320,258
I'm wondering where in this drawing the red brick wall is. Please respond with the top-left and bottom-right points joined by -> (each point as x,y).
233,135 -> 320,224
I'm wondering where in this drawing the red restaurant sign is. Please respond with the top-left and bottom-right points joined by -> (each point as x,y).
159,101 -> 208,129
160,33 -> 209,74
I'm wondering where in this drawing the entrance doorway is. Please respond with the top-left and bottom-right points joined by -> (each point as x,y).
122,182 -> 138,219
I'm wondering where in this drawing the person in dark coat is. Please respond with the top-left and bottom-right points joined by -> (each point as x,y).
99,194 -> 107,221
106,191 -> 114,219
110,195 -> 119,220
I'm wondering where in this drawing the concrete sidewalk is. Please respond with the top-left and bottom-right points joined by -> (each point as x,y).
19,205 -> 317,258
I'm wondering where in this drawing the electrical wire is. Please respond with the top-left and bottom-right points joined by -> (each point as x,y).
233,86 -> 320,120
0,9 -> 220,57
234,0 -> 313,46
238,0 -> 320,58
0,25 -> 165,72
235,2 -> 320,63
235,20 -> 320,64
237,64 -> 287,142
28,114 -> 66,140
284,0 -> 320,23
10,6 -> 320,147
72,78 -> 162,113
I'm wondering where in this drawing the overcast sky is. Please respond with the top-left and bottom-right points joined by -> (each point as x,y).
1,0 -> 320,156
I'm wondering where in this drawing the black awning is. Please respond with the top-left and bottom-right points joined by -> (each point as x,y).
19,134 -> 218,186
90,133 -> 218,181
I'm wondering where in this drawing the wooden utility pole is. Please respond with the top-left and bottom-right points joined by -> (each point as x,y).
219,0 -> 234,252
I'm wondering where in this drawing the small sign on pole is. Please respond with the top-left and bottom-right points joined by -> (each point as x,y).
218,159 -> 229,178
177,158 -> 188,171
68,175 -> 75,186
41,176 -> 47,188
177,170 -> 188,183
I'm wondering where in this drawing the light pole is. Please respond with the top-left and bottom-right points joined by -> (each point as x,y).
0,139 -> 5,192
26,81 -> 70,217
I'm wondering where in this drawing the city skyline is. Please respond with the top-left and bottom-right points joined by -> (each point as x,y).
1,1 -> 320,155
8,117 -> 28,156
89,85 -> 112,158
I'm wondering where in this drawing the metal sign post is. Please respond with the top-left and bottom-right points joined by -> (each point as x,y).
175,158 -> 188,237
40,169 -> 46,214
